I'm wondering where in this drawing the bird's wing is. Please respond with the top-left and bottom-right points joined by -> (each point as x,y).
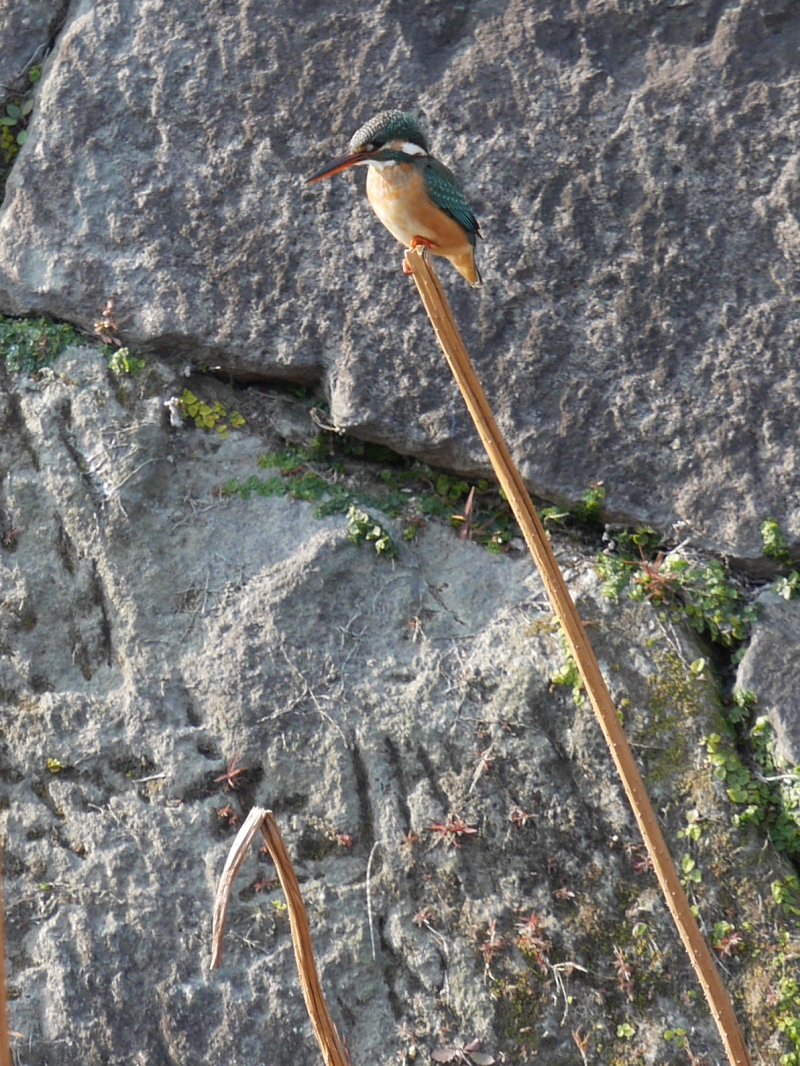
423,159 -> 481,244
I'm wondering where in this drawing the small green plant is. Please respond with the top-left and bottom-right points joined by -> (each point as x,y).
574,482 -> 605,523
550,649 -> 586,706
664,1028 -> 689,1049
774,571 -> 800,601
762,518 -> 792,563
178,389 -> 245,437
775,973 -> 800,1066
711,920 -> 744,957
677,808 -> 703,843
679,853 -> 702,887
1,96 -> 33,162
616,1023 -> 635,1039
597,544 -> 756,650
46,757 -> 65,774
705,723 -> 800,862
225,442 -> 522,554
346,505 -> 397,557
108,347 -> 146,376
772,876 -> 800,917
0,314 -> 85,373
727,687 -> 757,727
539,505 -> 569,526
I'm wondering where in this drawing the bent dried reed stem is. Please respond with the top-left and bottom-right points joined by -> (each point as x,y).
0,854 -> 10,1066
404,245 -> 752,1066
211,807 -> 348,1066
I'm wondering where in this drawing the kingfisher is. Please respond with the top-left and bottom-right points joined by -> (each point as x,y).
306,110 -> 482,287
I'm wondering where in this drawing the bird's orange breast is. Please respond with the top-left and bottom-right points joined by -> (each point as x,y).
366,164 -> 472,259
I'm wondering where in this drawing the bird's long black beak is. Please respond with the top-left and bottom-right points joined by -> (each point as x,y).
305,149 -> 375,183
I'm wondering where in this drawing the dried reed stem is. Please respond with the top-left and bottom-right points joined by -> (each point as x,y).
211,807 -> 348,1066
404,245 -> 752,1066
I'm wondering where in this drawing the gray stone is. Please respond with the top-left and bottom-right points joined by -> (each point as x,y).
737,591 -> 800,766
0,348 -> 794,1064
0,0 -> 62,90
1,2 -> 800,558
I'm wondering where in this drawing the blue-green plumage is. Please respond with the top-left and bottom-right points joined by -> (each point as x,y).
349,110 -> 429,154
423,159 -> 481,248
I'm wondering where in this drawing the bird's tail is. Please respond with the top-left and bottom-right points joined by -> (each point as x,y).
449,248 -> 482,288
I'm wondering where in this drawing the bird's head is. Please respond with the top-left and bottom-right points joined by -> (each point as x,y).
305,110 -> 430,182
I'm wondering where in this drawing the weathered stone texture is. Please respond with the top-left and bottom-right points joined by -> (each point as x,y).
0,0 -> 63,89
0,349 -> 795,1064
737,591 -> 800,765
1,2 -> 800,556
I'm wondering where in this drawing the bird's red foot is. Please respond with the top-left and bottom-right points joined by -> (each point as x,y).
410,236 -> 436,251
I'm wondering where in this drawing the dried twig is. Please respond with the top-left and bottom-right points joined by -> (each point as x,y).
211,807 -> 348,1066
404,245 -> 752,1066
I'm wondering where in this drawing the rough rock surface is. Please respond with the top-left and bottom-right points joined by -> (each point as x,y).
1,1 -> 800,558
737,591 -> 800,765
0,349 -> 796,1065
0,0 -> 63,89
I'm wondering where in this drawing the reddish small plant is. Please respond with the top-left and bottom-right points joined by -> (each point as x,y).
217,804 -> 241,828
572,1028 -> 590,1066
453,486 -> 476,542
472,748 -> 493,776
335,832 -> 354,848
427,813 -> 478,848
478,918 -> 506,972
0,527 -> 19,549
715,930 -> 745,957
508,807 -> 534,828
395,1023 -> 420,1044
214,754 -> 247,791
613,945 -> 634,1001
432,1039 -> 495,1065
253,874 -> 279,893
553,885 -> 576,902
625,842 -> 654,874
412,907 -> 435,928
515,911 -> 550,973
624,547 -> 678,604
94,298 -> 129,347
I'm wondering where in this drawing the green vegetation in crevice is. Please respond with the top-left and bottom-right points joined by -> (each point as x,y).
596,532 -> 756,653
705,690 -> 800,866
178,389 -> 245,437
108,347 -> 146,376
0,315 -> 87,373
0,311 -> 145,375
220,438 -> 524,556
762,518 -> 800,601
762,518 -> 792,564
630,639 -> 800,1064
345,504 -> 397,558
0,64 -> 41,191
550,639 -> 586,707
